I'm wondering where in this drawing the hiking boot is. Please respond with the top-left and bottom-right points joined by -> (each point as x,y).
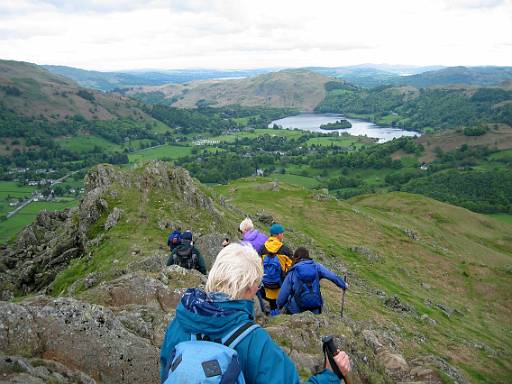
270,309 -> 280,317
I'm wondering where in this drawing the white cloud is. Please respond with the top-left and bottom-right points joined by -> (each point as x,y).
0,0 -> 510,70
443,0 -> 508,10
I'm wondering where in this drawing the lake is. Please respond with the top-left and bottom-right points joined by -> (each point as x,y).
268,113 -> 421,143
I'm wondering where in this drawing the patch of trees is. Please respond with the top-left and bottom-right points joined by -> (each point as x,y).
77,89 -> 95,102
463,126 -> 488,136
324,81 -> 358,92
316,85 -> 512,131
177,152 -> 274,184
1,85 -> 22,96
308,137 -> 421,170
147,104 -> 297,135
320,120 -> 352,130
402,169 -> 512,213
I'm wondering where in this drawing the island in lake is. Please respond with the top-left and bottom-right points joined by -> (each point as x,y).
319,119 -> 352,130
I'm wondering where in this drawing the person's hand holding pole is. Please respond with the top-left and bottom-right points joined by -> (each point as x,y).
325,350 -> 351,383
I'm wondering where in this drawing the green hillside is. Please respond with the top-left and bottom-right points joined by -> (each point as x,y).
0,59 -> 152,121
315,82 -> 512,132
127,69 -> 331,111
0,59 -> 174,180
214,177 -> 512,383
1,162 -> 510,382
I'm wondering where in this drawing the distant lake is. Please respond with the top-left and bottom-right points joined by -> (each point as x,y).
268,113 -> 421,143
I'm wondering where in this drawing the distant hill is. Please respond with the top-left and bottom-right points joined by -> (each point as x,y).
310,65 -> 512,88
44,65 -> 269,91
126,69 -> 333,111
0,60 -> 151,121
393,66 -> 512,88
308,66 -> 398,88
309,65 -> 445,88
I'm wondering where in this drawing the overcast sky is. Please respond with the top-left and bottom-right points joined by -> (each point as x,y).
0,0 -> 511,71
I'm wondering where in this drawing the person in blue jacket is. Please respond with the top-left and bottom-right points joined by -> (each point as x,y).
277,247 -> 347,315
160,242 -> 351,384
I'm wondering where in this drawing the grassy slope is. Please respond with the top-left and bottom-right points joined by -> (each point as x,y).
49,166 -> 240,296
127,69 -> 329,111
213,178 -> 512,383
411,125 -> 512,163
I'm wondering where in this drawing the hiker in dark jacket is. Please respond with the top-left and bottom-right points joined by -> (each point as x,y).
240,217 -> 268,253
166,230 -> 207,275
160,242 -> 351,383
166,229 -> 181,251
277,247 -> 347,315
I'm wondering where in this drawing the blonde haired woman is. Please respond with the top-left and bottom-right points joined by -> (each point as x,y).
160,242 -> 350,383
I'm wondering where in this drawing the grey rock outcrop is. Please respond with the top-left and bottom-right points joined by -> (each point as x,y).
384,295 -> 412,313
0,209 -> 82,295
0,297 -> 159,383
104,207 -> 124,230
404,228 -> 420,240
194,232 -> 229,269
0,355 -> 96,384
78,272 -> 188,311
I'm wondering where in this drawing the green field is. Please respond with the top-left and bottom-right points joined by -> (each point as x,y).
0,182 -> 36,216
305,135 -> 368,148
0,199 -> 77,243
151,121 -> 173,134
213,128 -> 306,143
58,136 -> 159,154
128,145 -> 192,162
269,173 -> 320,189
489,149 -> 512,161
488,213 -> 512,224
351,168 -> 397,187
58,135 -> 116,153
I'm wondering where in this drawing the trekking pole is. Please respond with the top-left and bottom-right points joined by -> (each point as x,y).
340,273 -> 348,319
322,336 -> 350,384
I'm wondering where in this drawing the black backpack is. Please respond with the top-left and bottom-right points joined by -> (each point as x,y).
172,242 -> 198,270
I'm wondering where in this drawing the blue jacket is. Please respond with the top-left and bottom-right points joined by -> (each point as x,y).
277,259 -> 346,315
160,288 -> 340,384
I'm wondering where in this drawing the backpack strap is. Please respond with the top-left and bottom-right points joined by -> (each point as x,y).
222,322 -> 260,349
189,322 -> 259,347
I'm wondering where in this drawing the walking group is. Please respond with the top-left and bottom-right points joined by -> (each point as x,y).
161,218 -> 350,383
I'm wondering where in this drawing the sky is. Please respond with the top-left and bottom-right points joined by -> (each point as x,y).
0,0 -> 511,71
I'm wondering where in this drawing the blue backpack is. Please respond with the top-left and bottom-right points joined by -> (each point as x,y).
167,230 -> 181,250
162,322 -> 259,384
293,263 -> 322,311
262,254 -> 283,289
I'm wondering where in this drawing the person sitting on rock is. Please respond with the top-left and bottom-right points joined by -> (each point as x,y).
166,230 -> 207,275
160,242 -> 351,384
239,217 -> 268,253
259,223 -> 293,316
277,247 -> 347,315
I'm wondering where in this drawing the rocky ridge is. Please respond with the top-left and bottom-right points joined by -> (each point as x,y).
0,162 -> 469,383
